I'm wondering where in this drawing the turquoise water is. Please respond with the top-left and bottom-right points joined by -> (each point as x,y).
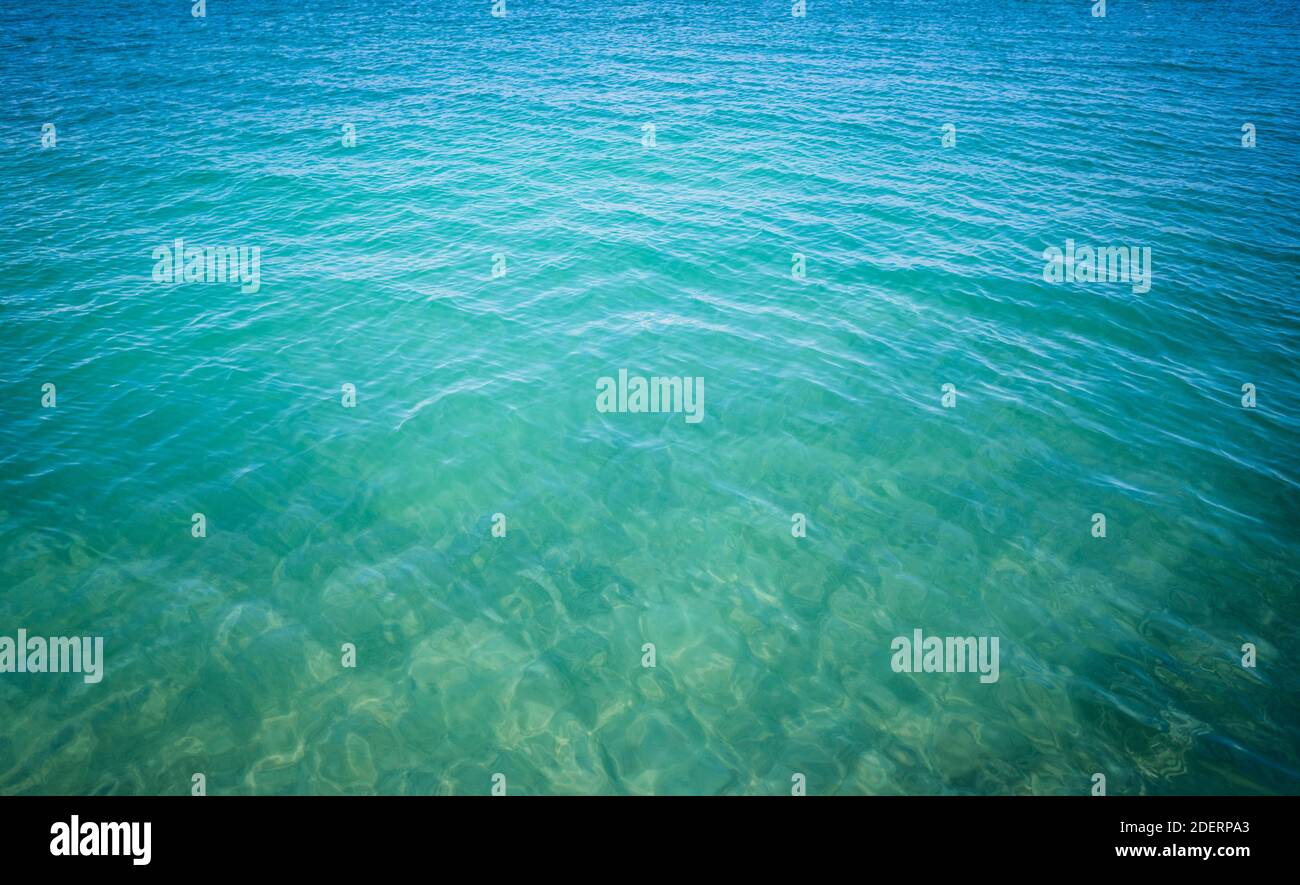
1,0 -> 1298,795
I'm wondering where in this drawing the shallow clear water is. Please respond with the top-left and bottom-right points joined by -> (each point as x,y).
1,0 -> 1298,795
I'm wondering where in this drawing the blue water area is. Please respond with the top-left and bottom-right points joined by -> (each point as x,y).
0,0 -> 1297,794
